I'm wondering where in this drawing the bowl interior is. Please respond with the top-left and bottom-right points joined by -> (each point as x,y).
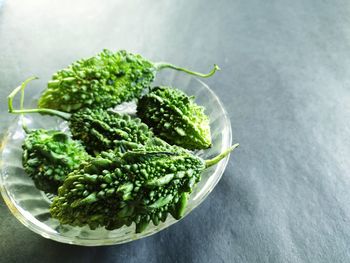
0,71 -> 232,245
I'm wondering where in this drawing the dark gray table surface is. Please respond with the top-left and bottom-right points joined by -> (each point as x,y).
1,0 -> 350,262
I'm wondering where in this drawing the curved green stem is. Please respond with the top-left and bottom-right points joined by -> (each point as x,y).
8,77 -> 38,113
154,63 -> 220,78
10,108 -> 71,120
19,78 -> 31,112
8,77 -> 71,121
20,79 -> 30,134
205,143 -> 239,168
7,77 -> 39,133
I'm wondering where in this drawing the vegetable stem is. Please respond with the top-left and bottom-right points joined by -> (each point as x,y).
20,78 -> 37,133
155,63 -> 220,78
8,77 -> 71,121
8,77 -> 38,113
10,108 -> 71,120
205,143 -> 239,168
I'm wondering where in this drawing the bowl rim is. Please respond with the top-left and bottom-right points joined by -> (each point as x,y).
0,77 -> 232,246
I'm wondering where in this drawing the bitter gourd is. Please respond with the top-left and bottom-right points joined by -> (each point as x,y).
50,141 -> 238,233
22,129 -> 89,193
137,86 -> 211,150
38,49 -> 219,112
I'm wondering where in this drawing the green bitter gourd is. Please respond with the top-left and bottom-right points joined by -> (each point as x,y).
38,49 -> 220,112
22,129 -> 89,193
8,77 -> 90,194
137,86 -> 211,150
50,140 -> 238,233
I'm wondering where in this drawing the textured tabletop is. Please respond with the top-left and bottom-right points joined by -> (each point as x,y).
1,0 -> 350,262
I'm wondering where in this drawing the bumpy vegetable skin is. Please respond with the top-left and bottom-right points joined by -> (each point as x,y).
69,108 -> 154,154
38,49 -> 219,113
137,86 -> 211,150
8,78 -> 155,155
50,141 -> 238,233
22,129 -> 89,193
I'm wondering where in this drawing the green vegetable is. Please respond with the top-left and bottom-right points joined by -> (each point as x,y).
137,86 -> 211,149
69,108 -> 154,154
37,49 -> 220,113
50,141 -> 239,233
22,129 -> 89,193
8,78 -> 154,155
8,77 -> 90,193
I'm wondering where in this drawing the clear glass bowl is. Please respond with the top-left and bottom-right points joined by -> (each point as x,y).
0,71 -> 232,246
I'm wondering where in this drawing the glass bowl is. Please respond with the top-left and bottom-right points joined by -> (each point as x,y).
0,71 -> 232,246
